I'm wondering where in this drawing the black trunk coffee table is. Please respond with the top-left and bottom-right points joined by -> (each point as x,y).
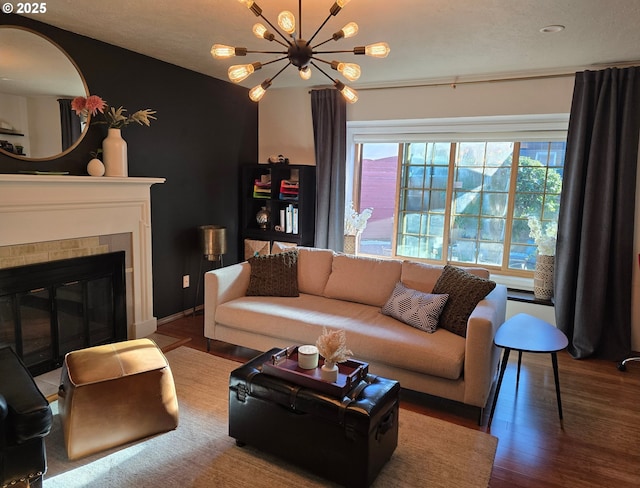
228,348 -> 400,488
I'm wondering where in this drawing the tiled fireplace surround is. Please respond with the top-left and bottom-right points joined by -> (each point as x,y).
0,174 -> 165,339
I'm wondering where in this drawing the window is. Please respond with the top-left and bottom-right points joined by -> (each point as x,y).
348,115 -> 568,280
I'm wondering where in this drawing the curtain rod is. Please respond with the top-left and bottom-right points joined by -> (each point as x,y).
359,72 -> 574,91
308,72 -> 573,94
309,63 -> 640,93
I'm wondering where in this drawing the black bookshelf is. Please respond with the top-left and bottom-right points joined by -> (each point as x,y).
240,163 -> 316,257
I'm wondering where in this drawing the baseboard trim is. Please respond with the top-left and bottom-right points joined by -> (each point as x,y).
157,305 -> 203,325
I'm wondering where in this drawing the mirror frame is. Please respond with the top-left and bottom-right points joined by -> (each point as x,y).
0,26 -> 91,162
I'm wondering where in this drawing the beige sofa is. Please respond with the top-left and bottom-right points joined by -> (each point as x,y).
204,247 -> 506,419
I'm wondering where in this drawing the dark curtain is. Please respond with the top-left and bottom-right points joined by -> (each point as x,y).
555,67 -> 640,360
58,98 -> 82,151
311,89 -> 347,250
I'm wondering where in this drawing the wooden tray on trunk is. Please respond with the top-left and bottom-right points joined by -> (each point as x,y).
261,346 -> 369,397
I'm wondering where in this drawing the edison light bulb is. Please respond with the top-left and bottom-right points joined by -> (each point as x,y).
237,0 -> 254,8
278,11 -> 296,34
336,0 -> 351,7
249,82 -> 270,102
299,67 -> 312,80
336,62 -> 361,81
253,23 -> 267,38
211,44 -> 236,59
228,64 -> 255,83
335,81 -> 358,104
365,42 -> 391,58
341,22 -> 358,39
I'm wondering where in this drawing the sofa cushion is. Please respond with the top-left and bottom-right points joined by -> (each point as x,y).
297,247 -> 334,296
323,254 -> 402,307
215,294 -> 466,380
400,261 -> 444,293
382,281 -> 449,333
432,264 -> 496,337
246,250 -> 299,297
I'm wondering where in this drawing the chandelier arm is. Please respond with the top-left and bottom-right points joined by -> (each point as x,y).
299,0 -> 302,40
259,13 -> 293,45
306,13 -> 335,46
271,38 -> 290,48
245,50 -> 289,55
270,62 -> 293,83
310,60 -> 337,84
310,57 -> 332,66
312,38 -> 336,50
314,49 -> 355,54
261,56 -> 290,67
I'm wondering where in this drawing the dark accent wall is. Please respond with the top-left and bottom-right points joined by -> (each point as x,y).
0,15 -> 258,320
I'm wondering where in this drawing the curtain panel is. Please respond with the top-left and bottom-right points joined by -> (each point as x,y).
555,67 -> 640,360
311,89 -> 346,251
58,98 -> 82,151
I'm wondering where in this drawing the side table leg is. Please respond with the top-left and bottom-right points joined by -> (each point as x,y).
516,351 -> 523,387
488,348 -> 511,428
551,352 -> 564,428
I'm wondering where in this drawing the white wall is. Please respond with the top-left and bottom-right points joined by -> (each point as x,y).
28,96 -> 62,159
0,92 -> 30,155
259,76 -> 640,351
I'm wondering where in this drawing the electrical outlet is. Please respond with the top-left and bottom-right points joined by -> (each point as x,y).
182,275 -> 190,288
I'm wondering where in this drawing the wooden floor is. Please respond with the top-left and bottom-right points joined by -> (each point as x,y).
159,314 -> 640,488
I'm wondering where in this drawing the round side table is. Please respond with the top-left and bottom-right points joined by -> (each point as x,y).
487,313 -> 568,428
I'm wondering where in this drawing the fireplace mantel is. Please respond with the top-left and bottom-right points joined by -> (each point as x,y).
0,174 -> 165,338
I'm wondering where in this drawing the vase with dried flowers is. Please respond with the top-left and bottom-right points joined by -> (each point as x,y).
315,327 -> 353,382
528,217 -> 557,300
71,95 -> 156,177
344,201 -> 373,255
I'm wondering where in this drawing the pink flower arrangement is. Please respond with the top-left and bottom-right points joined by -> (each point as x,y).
71,95 -> 156,129
71,95 -> 107,117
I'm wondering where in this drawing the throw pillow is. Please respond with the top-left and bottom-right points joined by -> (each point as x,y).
381,281 -> 449,333
246,250 -> 299,297
432,264 -> 496,337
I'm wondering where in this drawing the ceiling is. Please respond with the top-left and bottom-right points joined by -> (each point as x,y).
19,0 -> 640,91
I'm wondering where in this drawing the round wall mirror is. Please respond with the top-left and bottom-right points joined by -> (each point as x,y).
0,26 -> 89,161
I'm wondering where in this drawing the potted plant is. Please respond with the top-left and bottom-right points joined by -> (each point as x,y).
344,201 -> 372,255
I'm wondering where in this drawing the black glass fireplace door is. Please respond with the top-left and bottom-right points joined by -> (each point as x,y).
0,252 -> 126,376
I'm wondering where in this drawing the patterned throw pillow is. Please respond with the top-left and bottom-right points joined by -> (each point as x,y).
432,265 -> 496,337
381,281 -> 449,333
246,250 -> 299,297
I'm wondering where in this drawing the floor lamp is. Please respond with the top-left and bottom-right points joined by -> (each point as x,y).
194,225 -> 227,315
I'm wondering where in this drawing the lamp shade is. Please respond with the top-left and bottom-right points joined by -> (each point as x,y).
199,225 -> 227,261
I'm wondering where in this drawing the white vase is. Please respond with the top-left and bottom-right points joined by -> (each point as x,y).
533,254 -> 555,300
102,128 -> 128,177
320,361 -> 339,383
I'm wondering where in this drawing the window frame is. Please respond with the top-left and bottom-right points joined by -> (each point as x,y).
346,114 -> 569,291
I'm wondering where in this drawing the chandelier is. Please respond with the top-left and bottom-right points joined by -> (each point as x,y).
210,0 -> 390,103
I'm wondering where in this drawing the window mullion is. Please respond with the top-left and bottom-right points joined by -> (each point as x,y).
443,143 -> 457,263
503,142 -> 521,270
391,143 -> 403,257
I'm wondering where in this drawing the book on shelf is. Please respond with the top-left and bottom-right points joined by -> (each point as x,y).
253,178 -> 271,198
279,181 -> 298,199
284,204 -> 298,234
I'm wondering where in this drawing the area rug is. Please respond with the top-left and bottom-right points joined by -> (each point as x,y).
42,347 -> 498,487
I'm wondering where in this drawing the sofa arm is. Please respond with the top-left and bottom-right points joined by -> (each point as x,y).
204,262 -> 251,340
462,284 -> 507,408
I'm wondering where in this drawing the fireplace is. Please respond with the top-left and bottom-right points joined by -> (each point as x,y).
0,174 -> 165,339
0,252 -> 127,376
